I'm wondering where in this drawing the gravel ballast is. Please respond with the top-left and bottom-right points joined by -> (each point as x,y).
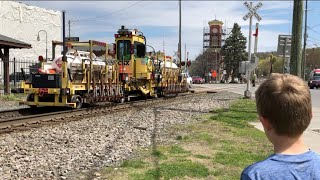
0,100 -> 27,111
0,92 -> 241,179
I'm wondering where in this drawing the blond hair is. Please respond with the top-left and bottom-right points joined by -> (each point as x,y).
255,73 -> 312,137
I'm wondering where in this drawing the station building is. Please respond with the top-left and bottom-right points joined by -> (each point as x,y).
0,1 -> 61,60
0,1 -> 61,87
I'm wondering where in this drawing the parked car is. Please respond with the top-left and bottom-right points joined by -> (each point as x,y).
308,76 -> 320,89
192,76 -> 205,84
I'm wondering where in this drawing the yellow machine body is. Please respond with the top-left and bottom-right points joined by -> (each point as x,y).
16,26 -> 188,108
115,26 -> 188,97
18,40 -> 123,108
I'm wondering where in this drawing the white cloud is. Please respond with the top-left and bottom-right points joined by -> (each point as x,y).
20,1 -> 293,59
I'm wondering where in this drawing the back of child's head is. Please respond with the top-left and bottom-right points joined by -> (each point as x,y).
255,73 -> 312,137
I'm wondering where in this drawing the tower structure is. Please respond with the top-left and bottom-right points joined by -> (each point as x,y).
203,19 -> 226,82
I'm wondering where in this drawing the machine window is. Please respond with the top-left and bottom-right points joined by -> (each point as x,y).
117,40 -> 131,61
134,42 -> 145,58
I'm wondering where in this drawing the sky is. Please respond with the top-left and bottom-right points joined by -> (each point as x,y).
21,0 -> 320,60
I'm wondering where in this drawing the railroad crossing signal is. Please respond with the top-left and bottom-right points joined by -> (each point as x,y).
243,2 -> 263,21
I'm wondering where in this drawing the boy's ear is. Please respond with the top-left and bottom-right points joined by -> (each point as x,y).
259,116 -> 272,131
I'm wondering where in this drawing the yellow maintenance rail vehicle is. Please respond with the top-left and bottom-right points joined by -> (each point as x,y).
17,40 -> 123,108
115,26 -> 188,98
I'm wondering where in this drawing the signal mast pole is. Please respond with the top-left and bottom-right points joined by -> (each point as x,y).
179,0 -> 182,65
302,0 -> 308,79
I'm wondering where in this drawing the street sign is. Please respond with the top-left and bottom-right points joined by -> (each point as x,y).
65,37 -> 79,42
277,35 -> 292,73
243,2 -> 262,21
277,35 -> 292,56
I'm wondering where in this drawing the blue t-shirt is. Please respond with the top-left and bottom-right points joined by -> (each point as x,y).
241,151 -> 320,180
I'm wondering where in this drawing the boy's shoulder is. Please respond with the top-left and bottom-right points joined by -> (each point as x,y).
241,151 -> 320,180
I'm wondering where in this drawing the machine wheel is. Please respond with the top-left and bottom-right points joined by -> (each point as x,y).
26,94 -> 37,108
71,95 -> 82,109
26,94 -> 34,102
119,97 -> 125,103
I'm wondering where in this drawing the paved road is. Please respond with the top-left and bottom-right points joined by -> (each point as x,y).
194,83 -> 319,107
311,89 -> 320,108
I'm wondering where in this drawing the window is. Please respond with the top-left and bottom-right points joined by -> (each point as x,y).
117,40 -> 131,61
212,36 -> 218,47
134,42 -> 145,58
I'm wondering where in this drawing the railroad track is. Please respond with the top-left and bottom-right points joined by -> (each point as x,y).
0,92 -> 211,134
0,108 -> 32,119
0,107 -> 71,120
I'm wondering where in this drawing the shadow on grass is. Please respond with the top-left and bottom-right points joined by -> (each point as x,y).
149,108 -> 162,180
130,107 -> 211,180
210,99 -> 258,128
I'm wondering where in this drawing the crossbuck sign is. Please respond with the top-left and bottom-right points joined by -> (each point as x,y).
243,2 -> 262,21
242,1 -> 262,98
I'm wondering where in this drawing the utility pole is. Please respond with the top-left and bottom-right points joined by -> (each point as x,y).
290,0 -> 304,77
302,0 -> 308,79
282,37 -> 288,73
184,43 -> 186,72
68,20 -> 71,37
178,0 -> 182,65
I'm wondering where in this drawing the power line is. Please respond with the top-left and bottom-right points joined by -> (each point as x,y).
308,38 -> 320,44
310,23 -> 320,29
72,1 -> 144,23
308,36 -> 320,43
307,39 -> 320,46
307,26 -> 320,36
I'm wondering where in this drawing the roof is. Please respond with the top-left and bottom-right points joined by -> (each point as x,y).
0,34 -> 32,49
208,19 -> 224,26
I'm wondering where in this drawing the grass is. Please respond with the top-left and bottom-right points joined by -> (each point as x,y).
142,160 -> 210,180
121,160 -> 146,169
0,94 -> 25,101
80,98 -> 273,180
169,145 -> 190,154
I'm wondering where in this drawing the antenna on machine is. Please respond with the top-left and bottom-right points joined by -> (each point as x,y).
163,33 -> 165,54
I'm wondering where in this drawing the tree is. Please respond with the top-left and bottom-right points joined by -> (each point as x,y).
256,54 -> 282,77
189,49 -> 219,77
221,23 -> 247,82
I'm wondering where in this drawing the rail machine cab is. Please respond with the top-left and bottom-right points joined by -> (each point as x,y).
115,26 -> 157,97
114,26 -> 188,98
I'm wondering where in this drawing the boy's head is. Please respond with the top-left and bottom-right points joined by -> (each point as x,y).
255,73 -> 312,137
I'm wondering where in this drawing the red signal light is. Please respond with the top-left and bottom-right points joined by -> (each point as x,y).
187,61 -> 191,67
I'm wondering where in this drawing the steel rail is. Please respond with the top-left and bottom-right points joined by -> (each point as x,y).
0,92 -> 208,134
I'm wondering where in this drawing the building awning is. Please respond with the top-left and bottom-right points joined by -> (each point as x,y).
0,34 -> 32,49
